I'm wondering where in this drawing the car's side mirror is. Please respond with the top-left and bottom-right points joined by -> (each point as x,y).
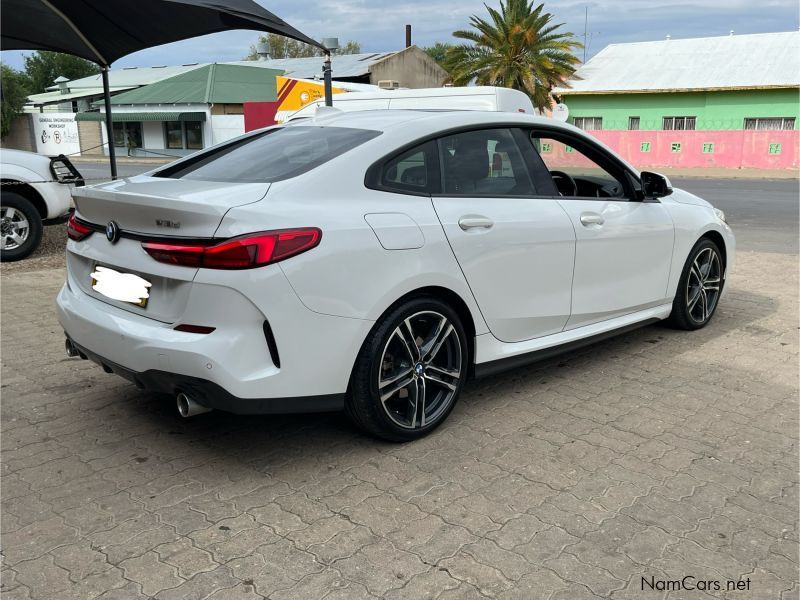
640,171 -> 673,199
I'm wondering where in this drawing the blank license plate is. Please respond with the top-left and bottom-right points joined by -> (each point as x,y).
91,266 -> 152,307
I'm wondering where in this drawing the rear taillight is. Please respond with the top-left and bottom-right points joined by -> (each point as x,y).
141,228 -> 321,270
67,213 -> 93,241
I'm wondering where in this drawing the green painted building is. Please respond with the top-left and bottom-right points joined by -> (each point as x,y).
554,31 -> 800,131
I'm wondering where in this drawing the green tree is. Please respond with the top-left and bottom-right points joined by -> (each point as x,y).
23,51 -> 100,94
443,0 -> 581,110
424,42 -> 455,70
0,65 -> 30,139
244,34 -> 361,60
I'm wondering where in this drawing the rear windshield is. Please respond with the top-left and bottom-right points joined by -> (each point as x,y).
155,125 -> 381,183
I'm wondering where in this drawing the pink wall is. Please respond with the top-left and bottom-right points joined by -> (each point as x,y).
551,130 -> 798,170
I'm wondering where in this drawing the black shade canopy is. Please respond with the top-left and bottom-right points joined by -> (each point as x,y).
1,0 -> 326,179
1,0 -> 324,66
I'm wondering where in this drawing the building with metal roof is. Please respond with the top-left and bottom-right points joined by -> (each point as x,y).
231,45 -> 447,89
25,63 -> 209,112
554,31 -> 799,132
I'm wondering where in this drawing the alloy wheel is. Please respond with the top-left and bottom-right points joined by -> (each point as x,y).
686,247 -> 721,324
0,206 -> 31,251
377,310 -> 463,430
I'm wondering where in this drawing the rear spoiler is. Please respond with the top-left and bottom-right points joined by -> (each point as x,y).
49,154 -> 84,187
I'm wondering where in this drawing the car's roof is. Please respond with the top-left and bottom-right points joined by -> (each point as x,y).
296,108 -> 559,133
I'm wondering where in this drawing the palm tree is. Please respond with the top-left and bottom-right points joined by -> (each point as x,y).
444,0 -> 582,110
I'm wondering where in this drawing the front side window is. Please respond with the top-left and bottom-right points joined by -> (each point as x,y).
157,125 -> 381,183
438,128 -> 534,196
530,132 -> 628,199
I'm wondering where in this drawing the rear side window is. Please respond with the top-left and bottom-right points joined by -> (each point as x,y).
376,141 -> 440,195
156,125 -> 380,183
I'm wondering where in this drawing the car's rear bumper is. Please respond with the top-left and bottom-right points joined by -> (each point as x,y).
56,261 -> 374,410
64,335 -> 344,414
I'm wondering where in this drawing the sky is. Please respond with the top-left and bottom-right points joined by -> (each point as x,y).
1,0 -> 798,70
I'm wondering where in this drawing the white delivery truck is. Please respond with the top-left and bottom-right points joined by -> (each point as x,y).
283,86 -> 537,122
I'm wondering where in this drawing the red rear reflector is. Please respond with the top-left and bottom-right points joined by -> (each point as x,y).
174,324 -> 216,334
67,213 -> 93,241
142,228 -> 321,270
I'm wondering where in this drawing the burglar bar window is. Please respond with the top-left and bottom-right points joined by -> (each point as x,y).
572,117 -> 603,130
628,116 -> 640,130
744,117 -> 796,130
662,116 -> 696,131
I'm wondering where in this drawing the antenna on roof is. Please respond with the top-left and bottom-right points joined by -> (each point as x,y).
729,30 -> 735,36
666,34 -> 671,40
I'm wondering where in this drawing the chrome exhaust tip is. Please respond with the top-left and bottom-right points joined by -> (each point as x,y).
65,339 -> 79,358
176,392 -> 212,418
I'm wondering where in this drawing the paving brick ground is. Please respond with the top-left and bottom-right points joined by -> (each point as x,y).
1,250 -> 797,599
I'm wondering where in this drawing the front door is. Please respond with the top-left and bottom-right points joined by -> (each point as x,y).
431,128 -> 576,343
529,131 -> 674,329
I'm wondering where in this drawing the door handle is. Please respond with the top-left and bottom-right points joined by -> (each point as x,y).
458,216 -> 494,231
580,212 -> 604,227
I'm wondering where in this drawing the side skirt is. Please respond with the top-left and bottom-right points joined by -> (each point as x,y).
474,316 -> 663,379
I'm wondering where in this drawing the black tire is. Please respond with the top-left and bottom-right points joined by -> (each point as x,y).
1,191 -> 43,262
667,238 -> 724,330
346,296 -> 469,442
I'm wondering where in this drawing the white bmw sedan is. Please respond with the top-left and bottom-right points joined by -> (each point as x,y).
57,110 -> 734,441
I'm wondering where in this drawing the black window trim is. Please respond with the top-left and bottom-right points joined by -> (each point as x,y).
364,122 -> 646,201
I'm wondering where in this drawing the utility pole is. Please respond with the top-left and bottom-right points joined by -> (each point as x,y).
583,6 -> 588,63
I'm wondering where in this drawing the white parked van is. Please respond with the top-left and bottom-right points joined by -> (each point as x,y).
283,86 -> 536,122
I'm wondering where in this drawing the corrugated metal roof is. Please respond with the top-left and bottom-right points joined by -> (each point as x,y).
554,31 -> 800,94
27,86 -> 134,105
106,64 -> 283,105
53,64 -> 208,90
227,52 -> 398,79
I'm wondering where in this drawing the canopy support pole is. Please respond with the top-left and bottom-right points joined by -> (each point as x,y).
101,66 -> 117,180
323,52 -> 333,106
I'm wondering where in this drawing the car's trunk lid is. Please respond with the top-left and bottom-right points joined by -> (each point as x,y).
73,175 -> 270,238
67,175 -> 270,322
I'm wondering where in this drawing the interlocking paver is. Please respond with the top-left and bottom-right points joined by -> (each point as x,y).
1,251 -> 798,598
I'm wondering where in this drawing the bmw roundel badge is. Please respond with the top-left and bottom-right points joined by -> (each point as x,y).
106,220 -> 120,244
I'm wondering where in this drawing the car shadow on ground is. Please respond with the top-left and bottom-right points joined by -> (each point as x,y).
111,284 -> 775,475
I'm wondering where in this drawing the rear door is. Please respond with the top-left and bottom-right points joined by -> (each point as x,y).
527,129 -> 674,329
431,127 -> 576,343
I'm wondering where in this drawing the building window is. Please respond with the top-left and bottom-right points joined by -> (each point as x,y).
671,143 -> 682,153
564,145 -> 574,153
663,116 -> 696,131
628,117 -> 640,131
768,143 -> 782,155
744,117 -> 795,131
185,122 -> 203,149
640,142 -> 651,152
112,122 -> 142,154
572,117 -> 603,130
702,143 -> 714,154
164,121 -> 204,150
540,142 -> 552,153
165,122 -> 183,149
